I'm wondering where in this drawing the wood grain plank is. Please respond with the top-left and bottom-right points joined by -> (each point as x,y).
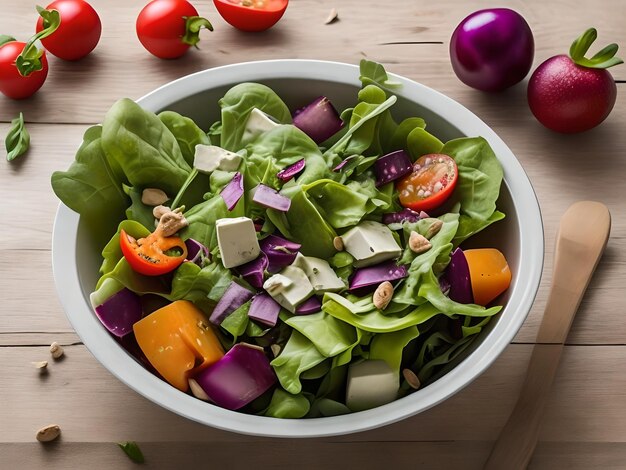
2,344 -> 626,444
4,441 -> 626,470
0,0 -> 623,124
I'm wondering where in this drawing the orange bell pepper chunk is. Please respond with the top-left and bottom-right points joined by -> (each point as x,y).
133,300 -> 224,391
464,248 -> 512,306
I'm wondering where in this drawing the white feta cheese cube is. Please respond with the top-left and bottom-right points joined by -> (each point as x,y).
242,108 -> 280,145
292,253 -> 344,293
263,274 -> 293,295
346,360 -> 399,412
215,217 -> 260,269
341,221 -> 402,268
265,265 -> 314,313
193,145 -> 242,173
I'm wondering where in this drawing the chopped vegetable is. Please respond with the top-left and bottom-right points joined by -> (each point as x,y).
248,293 -> 281,327
293,96 -> 344,144
295,295 -> 322,315
194,343 -> 277,410
213,0 -> 288,32
276,158 -> 305,182
381,208 -> 428,225
220,171 -> 244,210
209,281 -> 255,325
259,234 -> 301,273
94,288 -> 143,337
397,154 -> 458,212
464,248 -> 512,305
373,150 -> 413,187
252,183 -> 292,212
120,226 -> 187,277
185,238 -> 209,266
235,253 -> 268,288
349,261 -> 408,295
133,300 -> 224,391
444,248 -> 473,304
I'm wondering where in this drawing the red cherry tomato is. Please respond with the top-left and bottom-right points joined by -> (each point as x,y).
0,40 -> 48,99
120,229 -> 188,276
136,0 -> 213,59
36,0 -> 101,61
396,154 -> 458,212
214,0 -> 288,32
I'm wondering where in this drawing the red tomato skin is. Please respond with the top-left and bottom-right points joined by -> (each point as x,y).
397,154 -> 458,212
136,0 -> 199,59
528,55 -> 617,133
0,41 -> 48,99
36,0 -> 102,61
213,0 -> 288,32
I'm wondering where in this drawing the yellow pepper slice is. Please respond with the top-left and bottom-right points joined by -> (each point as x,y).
133,300 -> 224,391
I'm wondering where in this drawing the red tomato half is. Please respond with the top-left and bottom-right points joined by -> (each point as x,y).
136,0 -> 213,59
214,0 -> 288,32
397,154 -> 458,212
0,41 -> 48,99
36,0 -> 102,61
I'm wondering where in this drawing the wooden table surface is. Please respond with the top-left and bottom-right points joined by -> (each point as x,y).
1,0 -> 625,468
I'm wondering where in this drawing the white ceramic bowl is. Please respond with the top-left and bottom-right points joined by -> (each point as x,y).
52,60 -> 543,437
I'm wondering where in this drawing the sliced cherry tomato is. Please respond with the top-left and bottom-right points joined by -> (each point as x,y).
397,153 -> 458,212
136,0 -> 213,59
120,229 -> 188,276
36,0 -> 102,61
214,0 -> 288,32
0,39 -> 48,99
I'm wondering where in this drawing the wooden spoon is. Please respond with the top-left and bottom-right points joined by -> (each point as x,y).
484,201 -> 611,470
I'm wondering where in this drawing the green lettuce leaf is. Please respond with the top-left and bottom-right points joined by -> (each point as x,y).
158,110 -> 211,166
99,219 -> 150,275
271,330 -> 327,394
369,326 -> 420,374
265,388 -> 310,418
285,311 -> 358,357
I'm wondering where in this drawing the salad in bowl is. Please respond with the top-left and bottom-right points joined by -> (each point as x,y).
52,60 -> 515,420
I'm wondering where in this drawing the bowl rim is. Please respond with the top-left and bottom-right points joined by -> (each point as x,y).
52,59 -> 543,438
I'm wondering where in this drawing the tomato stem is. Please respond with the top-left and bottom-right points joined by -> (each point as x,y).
181,16 -> 214,49
569,28 -> 623,69
171,168 -> 199,209
15,6 -> 60,77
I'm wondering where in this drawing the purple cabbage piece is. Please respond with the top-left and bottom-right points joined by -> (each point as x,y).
373,150 -> 413,187
248,294 -> 281,327
295,296 -> 322,315
292,96 -> 344,144
94,288 -> 143,338
332,155 -> 357,172
439,275 -> 451,296
220,172 -> 244,211
235,253 -> 269,289
252,184 -> 291,212
381,208 -> 429,225
445,248 -> 474,304
277,159 -> 306,182
348,261 -> 409,296
185,238 -> 209,266
193,343 -> 277,410
209,282 -> 254,325
259,234 -> 301,273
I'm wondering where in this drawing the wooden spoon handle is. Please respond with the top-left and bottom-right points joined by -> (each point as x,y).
483,344 -> 563,470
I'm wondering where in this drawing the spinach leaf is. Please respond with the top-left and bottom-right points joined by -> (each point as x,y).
219,83 -> 291,151
158,110 -> 210,166
442,137 -> 505,245
322,293 -> 441,333
265,388 -> 310,418
101,98 -> 192,195
302,179 -> 370,229
359,59 -> 402,91
123,185 -> 157,230
169,260 -> 233,312
369,326 -> 420,374
5,112 -> 30,161
180,193 -> 240,253
406,127 -> 444,160
266,187 -> 337,259
285,311 -> 358,357
388,117 -> 426,153
207,120 -> 222,145
270,330 -> 326,394
220,300 -> 251,341
413,331 -> 476,384
97,258 -> 170,295
51,125 -> 128,248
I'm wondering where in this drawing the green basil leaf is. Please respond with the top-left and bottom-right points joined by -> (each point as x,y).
117,441 -> 145,464
5,112 -> 30,162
